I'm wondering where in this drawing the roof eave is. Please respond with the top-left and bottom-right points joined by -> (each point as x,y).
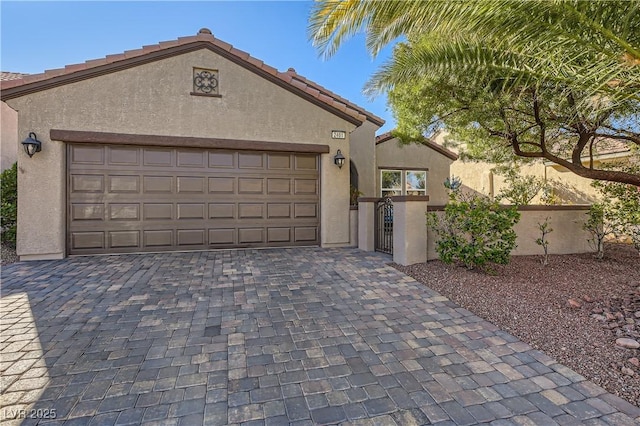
1,41 -> 365,127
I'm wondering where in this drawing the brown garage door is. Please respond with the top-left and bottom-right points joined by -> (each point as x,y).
67,144 -> 320,255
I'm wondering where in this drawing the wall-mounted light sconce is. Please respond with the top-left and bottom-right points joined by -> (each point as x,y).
334,149 -> 345,169
21,132 -> 42,158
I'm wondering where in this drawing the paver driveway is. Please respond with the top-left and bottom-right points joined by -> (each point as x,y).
1,248 -> 639,425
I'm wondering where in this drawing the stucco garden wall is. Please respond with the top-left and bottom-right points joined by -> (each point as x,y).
426,206 -> 594,260
375,138 -> 453,205
450,159 -> 618,205
6,48 -> 358,260
1,102 -> 18,171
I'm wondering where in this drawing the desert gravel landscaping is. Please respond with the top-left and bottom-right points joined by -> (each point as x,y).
394,243 -> 640,408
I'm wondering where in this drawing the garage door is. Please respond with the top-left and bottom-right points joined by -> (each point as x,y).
67,144 -> 320,254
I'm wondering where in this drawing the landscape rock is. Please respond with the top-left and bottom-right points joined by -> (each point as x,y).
621,367 -> 635,376
628,358 -> 640,368
616,338 -> 640,349
567,298 -> 582,309
583,295 -> 595,303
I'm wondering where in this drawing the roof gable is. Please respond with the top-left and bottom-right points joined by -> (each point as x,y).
376,131 -> 459,161
1,29 -> 383,128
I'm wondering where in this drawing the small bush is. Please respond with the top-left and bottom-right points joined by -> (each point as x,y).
1,163 -> 18,247
583,203 -> 614,259
535,217 -> 553,266
427,189 -> 520,271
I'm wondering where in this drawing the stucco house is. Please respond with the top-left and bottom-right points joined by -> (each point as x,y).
1,29 -> 389,261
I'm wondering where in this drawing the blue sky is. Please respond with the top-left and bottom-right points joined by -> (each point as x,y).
1,1 -> 396,133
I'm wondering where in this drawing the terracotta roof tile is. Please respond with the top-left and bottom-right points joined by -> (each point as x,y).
65,64 -> 87,73
0,29 -> 382,127
229,48 -> 250,61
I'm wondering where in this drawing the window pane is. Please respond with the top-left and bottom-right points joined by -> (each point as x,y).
381,170 -> 402,190
406,171 -> 426,194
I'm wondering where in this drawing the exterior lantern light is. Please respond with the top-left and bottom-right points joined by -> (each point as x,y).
21,132 -> 42,158
334,149 -> 345,169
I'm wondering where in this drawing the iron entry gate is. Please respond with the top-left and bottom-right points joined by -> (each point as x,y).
375,197 -> 393,254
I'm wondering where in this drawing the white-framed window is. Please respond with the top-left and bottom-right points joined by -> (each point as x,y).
380,169 -> 427,196
381,170 -> 402,197
406,170 -> 427,195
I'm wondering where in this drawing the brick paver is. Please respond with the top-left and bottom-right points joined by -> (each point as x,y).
1,248 -> 639,425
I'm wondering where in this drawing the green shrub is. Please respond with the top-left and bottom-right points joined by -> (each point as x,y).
1,163 -> 18,247
582,203 -> 614,259
494,164 -> 548,205
427,190 -> 520,271
591,165 -> 640,255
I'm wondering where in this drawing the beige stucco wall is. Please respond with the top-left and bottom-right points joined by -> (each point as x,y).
375,138 -> 453,205
349,121 -> 377,197
450,159 -> 608,204
427,207 -> 594,260
6,48 -> 359,259
1,102 -> 18,171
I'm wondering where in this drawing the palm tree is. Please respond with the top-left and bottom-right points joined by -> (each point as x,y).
310,0 -> 639,104
309,0 -> 640,186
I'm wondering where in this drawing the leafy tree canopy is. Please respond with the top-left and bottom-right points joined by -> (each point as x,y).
309,0 -> 640,186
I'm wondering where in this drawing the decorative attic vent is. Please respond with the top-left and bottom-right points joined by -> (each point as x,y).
192,67 -> 220,97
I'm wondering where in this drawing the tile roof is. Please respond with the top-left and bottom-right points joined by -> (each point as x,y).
376,131 -> 459,161
0,29 -> 383,127
0,71 -> 28,81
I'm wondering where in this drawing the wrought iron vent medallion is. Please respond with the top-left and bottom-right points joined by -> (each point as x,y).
193,68 -> 219,95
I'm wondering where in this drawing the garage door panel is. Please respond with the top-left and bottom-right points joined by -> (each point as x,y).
267,204 -> 291,219
69,144 -> 319,254
71,174 -> 104,193
238,152 -> 264,169
209,229 -> 235,245
144,176 -> 173,193
177,204 -> 206,220
71,204 -> 104,221
239,228 -> 264,244
268,154 -> 291,170
177,229 -> 205,246
109,175 -> 140,193
267,178 -> 291,194
238,203 -> 264,219
144,204 -> 173,220
295,203 -> 317,218
268,228 -> 290,243
177,150 -> 206,167
71,232 -> 105,250
209,151 -> 235,168
295,227 -> 317,242
209,177 -> 235,193
109,231 -> 140,248
177,177 -> 205,193
295,155 -> 317,170
144,230 -> 173,247
144,148 -> 173,166
294,179 -> 317,194
109,204 -> 140,220
108,147 -> 139,166
209,204 -> 235,219
238,178 -> 264,194
71,145 -> 105,164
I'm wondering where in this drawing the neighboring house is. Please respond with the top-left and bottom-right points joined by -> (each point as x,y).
449,138 -> 635,204
375,132 -> 458,205
0,29 -> 385,260
0,72 -> 27,171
